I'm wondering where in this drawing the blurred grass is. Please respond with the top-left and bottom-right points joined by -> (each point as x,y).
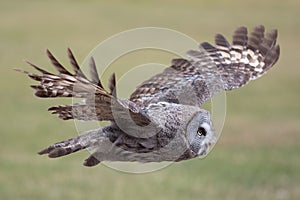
0,0 -> 299,199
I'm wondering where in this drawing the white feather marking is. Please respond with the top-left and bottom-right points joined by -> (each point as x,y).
217,46 -> 229,51
232,45 -> 244,51
249,59 -> 259,67
45,75 -> 60,80
200,122 -> 211,132
234,52 -> 242,60
62,91 -> 70,96
254,67 -> 263,73
46,82 -> 54,87
259,62 -> 265,68
56,85 -> 64,90
246,49 -> 255,58
52,90 -> 57,96
220,51 -> 231,59
224,59 -> 231,65
240,57 -> 249,64
61,74 -> 76,82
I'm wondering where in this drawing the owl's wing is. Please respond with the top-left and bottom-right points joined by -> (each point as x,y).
17,49 -> 151,126
130,25 -> 280,106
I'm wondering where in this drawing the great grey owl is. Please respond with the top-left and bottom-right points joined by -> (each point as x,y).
18,25 -> 280,167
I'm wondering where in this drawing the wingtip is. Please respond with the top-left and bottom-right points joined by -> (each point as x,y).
235,26 -> 248,33
271,29 -> 278,38
45,48 -> 55,60
275,44 -> 280,54
48,148 -> 67,158
108,72 -> 117,97
215,33 -> 230,48
24,60 -> 32,65
89,56 -> 96,65
274,44 -> 280,64
37,148 -> 50,155
254,24 -> 265,32
200,42 -> 217,52
45,48 -> 51,56
67,47 -> 72,53
14,60 -> 34,71
14,68 -> 25,73
67,47 -> 76,61
89,56 -> 104,88
67,47 -> 72,56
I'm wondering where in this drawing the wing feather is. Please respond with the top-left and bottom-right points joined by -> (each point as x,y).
89,57 -> 104,88
46,49 -> 73,76
67,48 -> 88,79
130,25 -> 280,106
19,25 -> 280,115
17,49 -> 151,126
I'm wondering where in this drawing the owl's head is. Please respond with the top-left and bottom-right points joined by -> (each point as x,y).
185,109 -> 216,157
147,102 -> 216,159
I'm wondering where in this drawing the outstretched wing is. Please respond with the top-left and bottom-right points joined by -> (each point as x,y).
130,25 -> 280,106
17,48 -> 151,126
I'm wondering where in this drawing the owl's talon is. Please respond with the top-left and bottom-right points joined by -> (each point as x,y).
83,155 -> 101,167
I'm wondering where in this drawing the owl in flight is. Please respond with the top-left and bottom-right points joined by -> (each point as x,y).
18,25 -> 279,167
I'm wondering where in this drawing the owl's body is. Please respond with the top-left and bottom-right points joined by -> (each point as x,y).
18,25 -> 280,166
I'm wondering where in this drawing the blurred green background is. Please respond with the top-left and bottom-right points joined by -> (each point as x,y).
1,0 -> 299,199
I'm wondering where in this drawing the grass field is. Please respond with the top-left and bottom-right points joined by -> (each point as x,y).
0,0 -> 300,199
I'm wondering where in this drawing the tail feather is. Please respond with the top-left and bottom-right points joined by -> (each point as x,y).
38,137 -> 85,158
38,129 -> 104,158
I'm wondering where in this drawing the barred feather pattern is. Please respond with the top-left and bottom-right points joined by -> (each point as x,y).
196,25 -> 280,90
130,25 -> 280,106
16,25 -> 280,166
16,48 -> 151,125
37,128 -> 107,159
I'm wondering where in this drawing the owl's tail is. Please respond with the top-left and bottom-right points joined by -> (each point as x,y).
38,128 -> 105,166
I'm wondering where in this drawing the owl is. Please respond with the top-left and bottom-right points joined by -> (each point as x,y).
18,25 -> 280,167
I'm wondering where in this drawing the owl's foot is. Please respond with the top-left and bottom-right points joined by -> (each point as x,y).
83,154 -> 102,167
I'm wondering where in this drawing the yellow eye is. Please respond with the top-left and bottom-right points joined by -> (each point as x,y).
197,127 -> 206,136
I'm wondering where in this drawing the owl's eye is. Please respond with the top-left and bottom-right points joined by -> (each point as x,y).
197,127 -> 207,137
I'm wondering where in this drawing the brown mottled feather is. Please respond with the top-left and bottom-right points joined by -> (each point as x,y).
17,49 -> 151,125
130,25 -> 280,105
232,26 -> 248,47
108,72 -> 117,97
46,49 -> 72,76
17,25 -> 280,166
67,48 -> 87,79
89,57 -> 104,88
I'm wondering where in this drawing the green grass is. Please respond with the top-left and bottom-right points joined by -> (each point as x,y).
1,0 -> 300,199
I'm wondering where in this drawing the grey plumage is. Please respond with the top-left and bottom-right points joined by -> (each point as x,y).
17,25 -> 280,167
